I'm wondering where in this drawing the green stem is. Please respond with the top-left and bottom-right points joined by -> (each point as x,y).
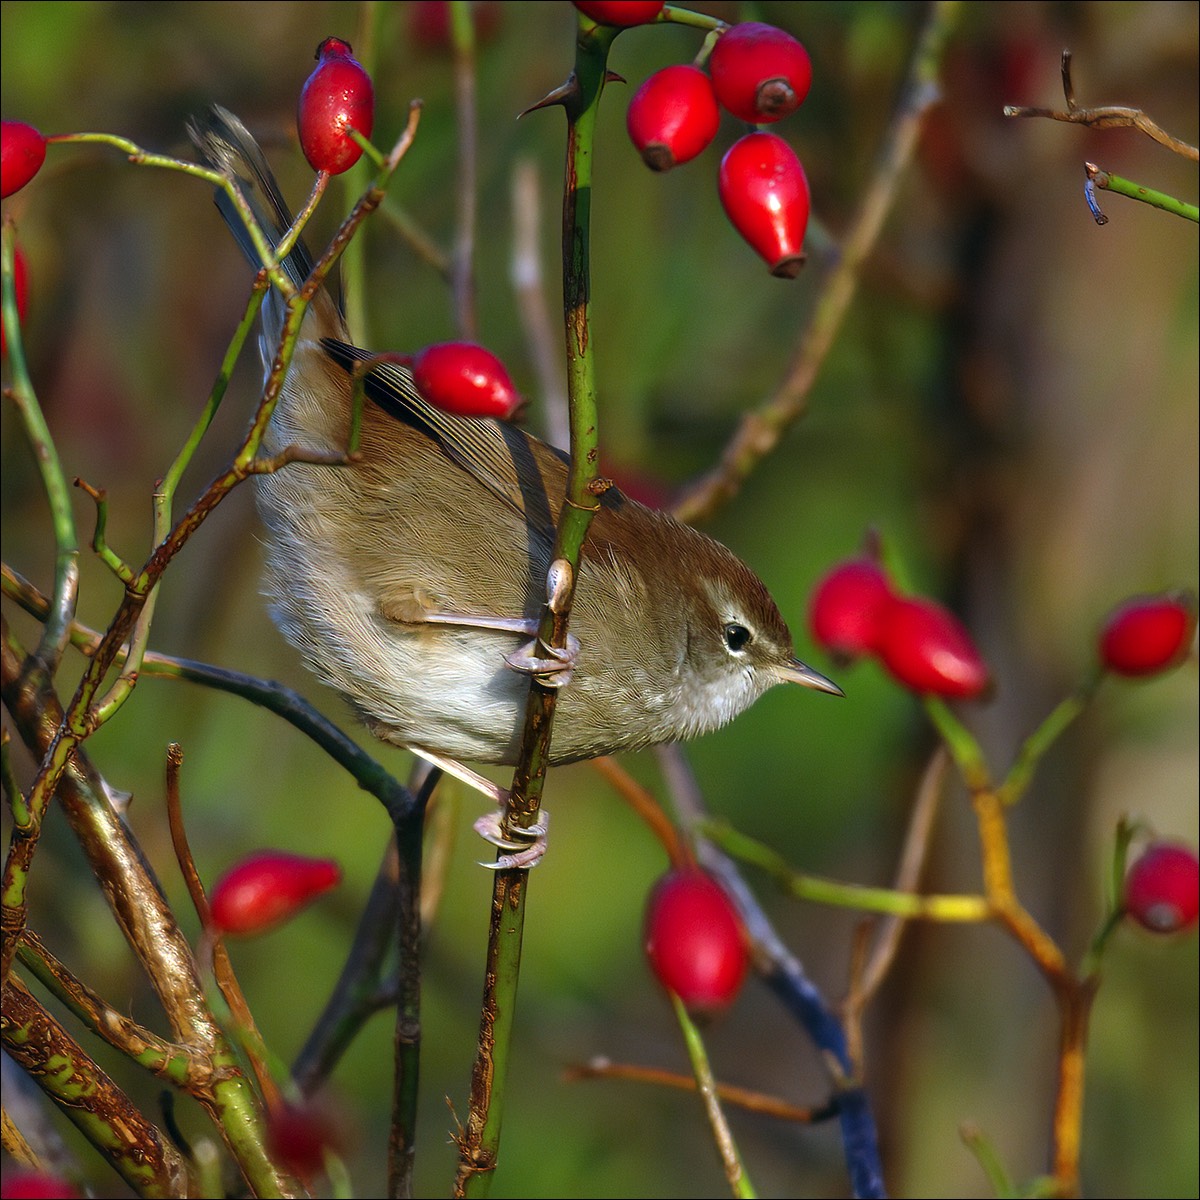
924,695 -> 991,792
455,20 -> 618,1199
2,223 -> 80,671
1086,163 -> 1199,222
705,821 -> 990,921
671,993 -> 757,1198
997,670 -> 1101,806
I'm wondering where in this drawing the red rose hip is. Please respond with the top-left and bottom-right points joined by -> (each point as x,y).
1098,591 -> 1197,677
627,65 -> 720,171
808,557 -> 895,659
409,341 -> 522,419
1124,843 -> 1199,933
876,595 -> 989,699
718,131 -> 810,277
573,1 -> 664,26
710,22 -> 813,123
1,120 -> 47,198
209,851 -> 342,935
298,37 -> 375,174
644,869 -> 749,1014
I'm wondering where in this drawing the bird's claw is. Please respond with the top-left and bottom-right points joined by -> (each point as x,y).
503,634 -> 580,687
474,810 -> 549,870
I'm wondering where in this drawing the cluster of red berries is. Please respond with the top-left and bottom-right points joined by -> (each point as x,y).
575,4 -> 813,277
808,552 -> 990,699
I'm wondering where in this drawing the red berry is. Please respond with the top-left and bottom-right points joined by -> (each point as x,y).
297,37 -> 375,175
1124,843 -> 1199,933
410,341 -> 522,419
209,851 -> 341,936
1,120 -> 47,198
0,1172 -> 80,1200
267,1101 -> 343,1182
408,1 -> 502,48
876,595 -> 989,699
2,240 -> 29,358
808,557 -> 895,659
718,131 -> 810,278
627,65 -> 720,172
573,1 -> 664,26
709,22 -> 813,123
644,869 -> 749,1014
1098,591 -> 1197,677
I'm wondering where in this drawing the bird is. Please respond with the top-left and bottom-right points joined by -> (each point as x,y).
192,107 -> 840,859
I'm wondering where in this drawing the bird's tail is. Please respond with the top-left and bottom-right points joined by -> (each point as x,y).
189,104 -> 340,347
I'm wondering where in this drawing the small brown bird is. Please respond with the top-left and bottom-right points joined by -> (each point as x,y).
194,108 -> 839,850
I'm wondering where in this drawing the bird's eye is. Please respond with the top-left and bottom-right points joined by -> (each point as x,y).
723,623 -> 752,653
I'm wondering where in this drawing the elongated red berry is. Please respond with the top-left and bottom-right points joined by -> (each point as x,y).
1098,591 -> 1197,677
298,37 -> 375,174
876,595 -> 989,699
808,557 -> 895,659
1124,843 -> 1199,933
1,120 -> 47,198
410,341 -> 522,419
0,1172 -> 80,1200
709,22 -> 813,123
1,241 -> 29,358
645,869 -> 749,1014
209,851 -> 341,936
573,1 -> 664,26
627,65 -> 720,172
718,131 -> 810,278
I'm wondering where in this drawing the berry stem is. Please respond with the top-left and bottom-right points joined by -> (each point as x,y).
670,992 -> 758,1198
705,820 -> 990,921
997,671 -> 1102,807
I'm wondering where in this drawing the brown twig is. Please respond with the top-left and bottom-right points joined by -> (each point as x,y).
164,744 -> 283,1113
842,747 -> 949,1069
564,1056 -> 836,1124
590,756 -> 691,868
510,159 -> 570,449
1003,49 -> 1199,162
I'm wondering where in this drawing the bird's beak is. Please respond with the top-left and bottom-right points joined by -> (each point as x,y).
776,657 -> 844,696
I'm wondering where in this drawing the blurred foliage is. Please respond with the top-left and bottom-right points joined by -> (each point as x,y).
2,1 -> 1197,1197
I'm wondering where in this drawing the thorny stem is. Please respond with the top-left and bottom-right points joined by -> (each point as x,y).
455,19 -> 618,1199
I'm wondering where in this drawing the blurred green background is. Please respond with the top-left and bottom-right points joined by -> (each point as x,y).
2,2 -> 1196,1196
